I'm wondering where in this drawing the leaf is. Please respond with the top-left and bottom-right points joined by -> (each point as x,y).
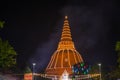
0,38 -> 17,71
0,21 -> 5,29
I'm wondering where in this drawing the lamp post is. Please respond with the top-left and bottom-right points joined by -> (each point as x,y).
32,63 -> 36,80
98,63 -> 102,80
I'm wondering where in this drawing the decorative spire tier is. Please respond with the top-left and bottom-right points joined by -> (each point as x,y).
45,16 -> 83,76
57,16 -> 75,50
61,16 -> 72,41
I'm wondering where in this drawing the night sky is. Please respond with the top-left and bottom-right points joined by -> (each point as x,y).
0,0 -> 120,72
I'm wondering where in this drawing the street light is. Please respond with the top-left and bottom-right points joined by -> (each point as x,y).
98,63 -> 102,80
32,63 -> 36,80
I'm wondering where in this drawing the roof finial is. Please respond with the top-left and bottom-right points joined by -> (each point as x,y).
60,15 -> 72,41
65,16 -> 68,19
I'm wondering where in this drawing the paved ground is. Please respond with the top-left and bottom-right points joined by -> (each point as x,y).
0,74 -> 22,80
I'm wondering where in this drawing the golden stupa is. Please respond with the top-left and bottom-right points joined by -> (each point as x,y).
45,16 -> 83,76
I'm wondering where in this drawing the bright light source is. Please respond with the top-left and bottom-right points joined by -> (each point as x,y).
62,70 -> 69,80
98,63 -> 102,80
32,63 -> 36,66
62,74 -> 69,80
98,63 -> 101,66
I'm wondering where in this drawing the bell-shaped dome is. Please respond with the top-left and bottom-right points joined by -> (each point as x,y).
45,16 -> 83,76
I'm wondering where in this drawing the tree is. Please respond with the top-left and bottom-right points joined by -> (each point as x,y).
109,41 -> 120,79
111,41 -> 120,79
116,41 -> 120,68
89,64 -> 99,74
0,21 -> 5,29
0,38 -> 17,72
109,68 -> 120,79
88,64 -> 99,80
0,20 -> 17,73
24,66 -> 32,73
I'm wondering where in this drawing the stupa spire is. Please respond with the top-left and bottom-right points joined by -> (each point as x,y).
60,16 -> 72,41
57,16 -> 75,50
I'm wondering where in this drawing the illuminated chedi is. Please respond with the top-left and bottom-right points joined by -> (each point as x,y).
45,16 -> 83,76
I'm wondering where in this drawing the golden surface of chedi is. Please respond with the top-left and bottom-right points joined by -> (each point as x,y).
45,16 -> 83,76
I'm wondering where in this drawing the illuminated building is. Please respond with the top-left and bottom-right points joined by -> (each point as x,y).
45,16 -> 83,78
24,16 -> 100,80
